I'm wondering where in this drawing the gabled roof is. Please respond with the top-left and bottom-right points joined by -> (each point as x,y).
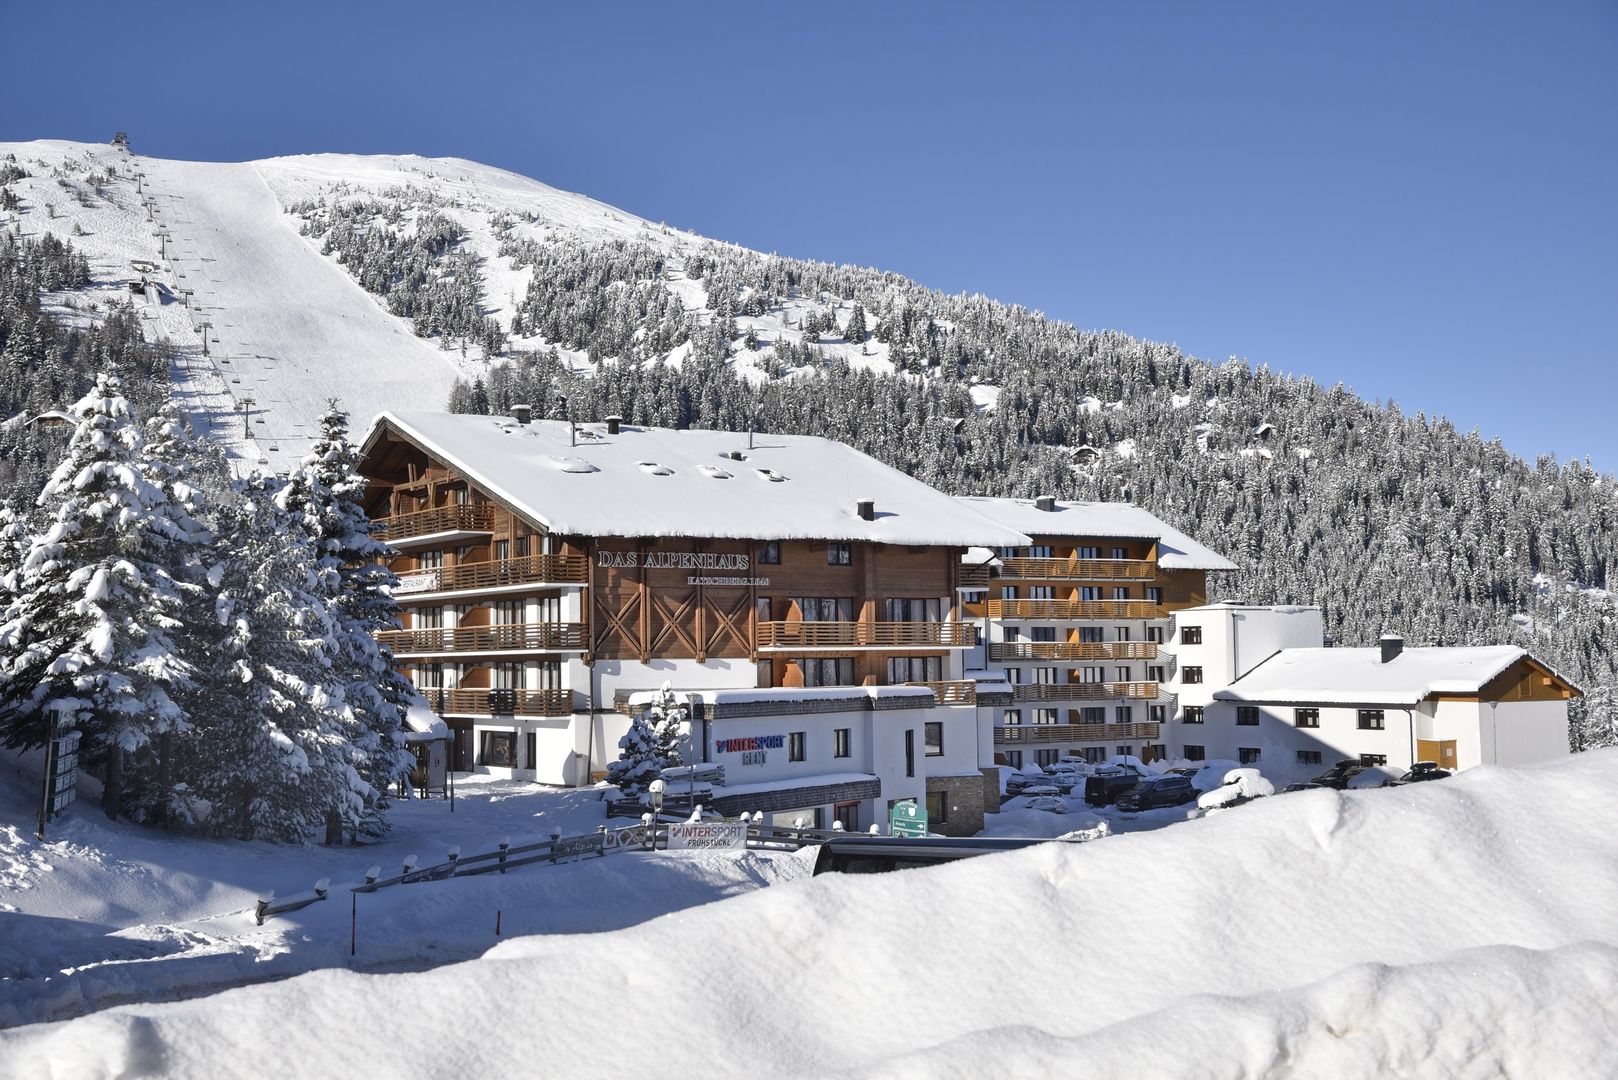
363,412 -> 1033,548
954,496 -> 1238,571
1211,645 -> 1568,706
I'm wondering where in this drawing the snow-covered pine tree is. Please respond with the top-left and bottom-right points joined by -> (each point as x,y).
189,472 -> 359,840
606,682 -> 687,795
0,375 -> 205,820
280,405 -> 413,839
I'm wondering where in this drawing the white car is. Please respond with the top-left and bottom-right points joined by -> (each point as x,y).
1023,796 -> 1070,814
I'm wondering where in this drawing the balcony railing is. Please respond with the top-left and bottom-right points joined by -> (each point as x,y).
986,600 -> 1166,620
989,641 -> 1158,662
373,504 -> 497,541
1011,682 -> 1160,703
756,621 -> 976,649
419,687 -> 573,717
998,557 -> 1156,581
379,622 -> 586,654
993,722 -> 1162,745
958,564 -> 992,590
905,679 -> 977,705
394,554 -> 588,595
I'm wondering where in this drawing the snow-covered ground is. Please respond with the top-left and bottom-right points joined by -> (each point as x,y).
0,756 -> 811,1028
7,751 -> 1618,1076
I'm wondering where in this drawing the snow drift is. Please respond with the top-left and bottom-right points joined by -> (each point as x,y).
7,752 -> 1618,1077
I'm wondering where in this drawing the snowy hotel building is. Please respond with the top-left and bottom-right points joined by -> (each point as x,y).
358,410 -> 1032,833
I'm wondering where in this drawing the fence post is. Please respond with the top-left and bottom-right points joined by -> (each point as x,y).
314,878 -> 329,901
547,826 -> 562,863
364,865 -> 380,887
498,837 -> 510,874
402,854 -> 417,880
255,892 -> 272,926
446,846 -> 460,878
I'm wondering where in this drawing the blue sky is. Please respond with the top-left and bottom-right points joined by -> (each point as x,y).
3,1 -> 1614,466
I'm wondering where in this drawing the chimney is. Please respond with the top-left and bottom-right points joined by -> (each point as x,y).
856,499 -> 875,521
1379,634 -> 1404,664
1034,495 -> 1057,512
512,404 -> 532,425
605,415 -> 622,435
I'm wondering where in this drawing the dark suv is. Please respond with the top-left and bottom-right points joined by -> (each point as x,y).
1394,761 -> 1451,785
1307,760 -> 1367,790
1083,771 -> 1143,807
1114,775 -> 1196,812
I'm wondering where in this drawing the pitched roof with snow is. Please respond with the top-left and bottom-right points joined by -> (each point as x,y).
366,412 -> 1033,548
1212,645 -> 1537,706
954,496 -> 1238,571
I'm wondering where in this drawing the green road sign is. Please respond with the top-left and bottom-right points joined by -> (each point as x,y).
889,799 -> 928,838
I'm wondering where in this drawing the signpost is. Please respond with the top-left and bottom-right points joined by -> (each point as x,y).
37,706 -> 79,840
889,799 -> 929,838
665,823 -> 747,850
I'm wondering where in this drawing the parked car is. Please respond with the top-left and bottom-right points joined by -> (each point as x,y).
1393,761 -> 1452,785
1018,784 -> 1060,797
1005,772 -> 1049,796
1083,771 -> 1142,807
1022,796 -> 1070,815
1309,760 -> 1367,790
1115,775 -> 1197,812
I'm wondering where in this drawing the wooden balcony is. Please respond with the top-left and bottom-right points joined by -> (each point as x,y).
958,564 -> 992,590
998,557 -> 1156,581
756,621 -> 976,649
990,641 -> 1158,662
394,554 -> 588,596
419,687 -> 573,717
373,504 -> 496,541
378,622 -> 586,654
905,680 -> 977,705
986,600 -> 1166,620
1011,682 -> 1160,703
993,722 -> 1162,745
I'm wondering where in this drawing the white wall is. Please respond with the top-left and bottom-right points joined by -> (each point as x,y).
1188,702 -> 1416,781
1482,699 -> 1570,766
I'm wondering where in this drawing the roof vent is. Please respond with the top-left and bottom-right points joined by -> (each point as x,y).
1034,495 -> 1057,512
856,499 -> 875,521
755,467 -> 788,483
547,455 -> 598,474
698,464 -> 733,479
1379,634 -> 1404,664
637,461 -> 673,476
605,415 -> 622,435
725,450 -> 748,462
513,404 -> 532,425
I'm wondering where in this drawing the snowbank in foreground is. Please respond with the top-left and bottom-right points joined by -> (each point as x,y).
8,752 -> 1618,1078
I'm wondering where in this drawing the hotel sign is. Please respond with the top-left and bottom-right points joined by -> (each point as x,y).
597,551 -> 751,570
666,823 -> 747,850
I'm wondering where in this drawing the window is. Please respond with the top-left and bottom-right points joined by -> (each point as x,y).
1111,587 -> 1129,600
1035,748 -> 1060,767
827,543 -> 852,566
1183,706 -> 1205,724
1115,705 -> 1133,724
1034,708 -> 1058,725
1004,750 -> 1023,770
1079,586 -> 1101,601
1081,746 -> 1108,764
1111,546 -> 1128,560
1034,666 -> 1059,684
1030,626 -> 1057,642
788,731 -> 806,762
1146,626 -> 1164,644
492,540 -> 509,562
480,731 -> 517,768
924,722 -> 944,756
887,655 -> 942,684
1115,666 -> 1131,682
514,536 -> 529,558
1147,587 -> 1163,604
758,541 -> 781,565
1295,708 -> 1320,728
1360,753 -> 1388,767
885,597 -> 943,622
834,801 -> 860,831
1028,545 -> 1053,559
1077,666 -> 1104,684
1358,709 -> 1386,730
1180,625 -> 1202,645
1238,747 -> 1262,764
1114,626 -> 1132,642
1297,750 -> 1322,766
419,550 -> 444,570
1081,706 -> 1106,725
492,661 -> 525,690
1078,626 -> 1103,644
1182,666 -> 1203,685
925,790 -> 948,824
905,729 -> 915,777
1147,665 -> 1166,683
1002,709 -> 1023,726
797,657 -> 856,687
1148,705 -> 1166,724
1000,586 -> 1017,600
834,728 -> 851,758
1237,707 -> 1260,726
1030,585 -> 1055,600
1077,546 -> 1100,559
1183,744 -> 1206,761
493,599 -> 523,625
1115,745 -> 1134,758
792,596 -> 856,622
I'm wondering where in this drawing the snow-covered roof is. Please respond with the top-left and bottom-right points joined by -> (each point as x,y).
367,413 -> 1032,548
403,691 -> 449,738
1212,645 -> 1550,706
954,496 -> 1237,571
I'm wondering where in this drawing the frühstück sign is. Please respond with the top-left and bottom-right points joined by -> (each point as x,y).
665,823 -> 748,850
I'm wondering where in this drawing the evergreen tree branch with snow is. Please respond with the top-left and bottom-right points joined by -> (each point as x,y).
607,682 -> 687,795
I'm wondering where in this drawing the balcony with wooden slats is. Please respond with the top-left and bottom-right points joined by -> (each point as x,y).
372,504 -> 497,543
904,680 -> 977,705
756,621 -> 977,650
997,557 -> 1157,581
986,599 -> 1166,620
1011,681 -> 1160,703
993,722 -> 1163,745
989,641 -> 1158,662
393,554 -> 588,598
378,622 -> 586,656
958,564 -> 992,590
418,687 -> 573,718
